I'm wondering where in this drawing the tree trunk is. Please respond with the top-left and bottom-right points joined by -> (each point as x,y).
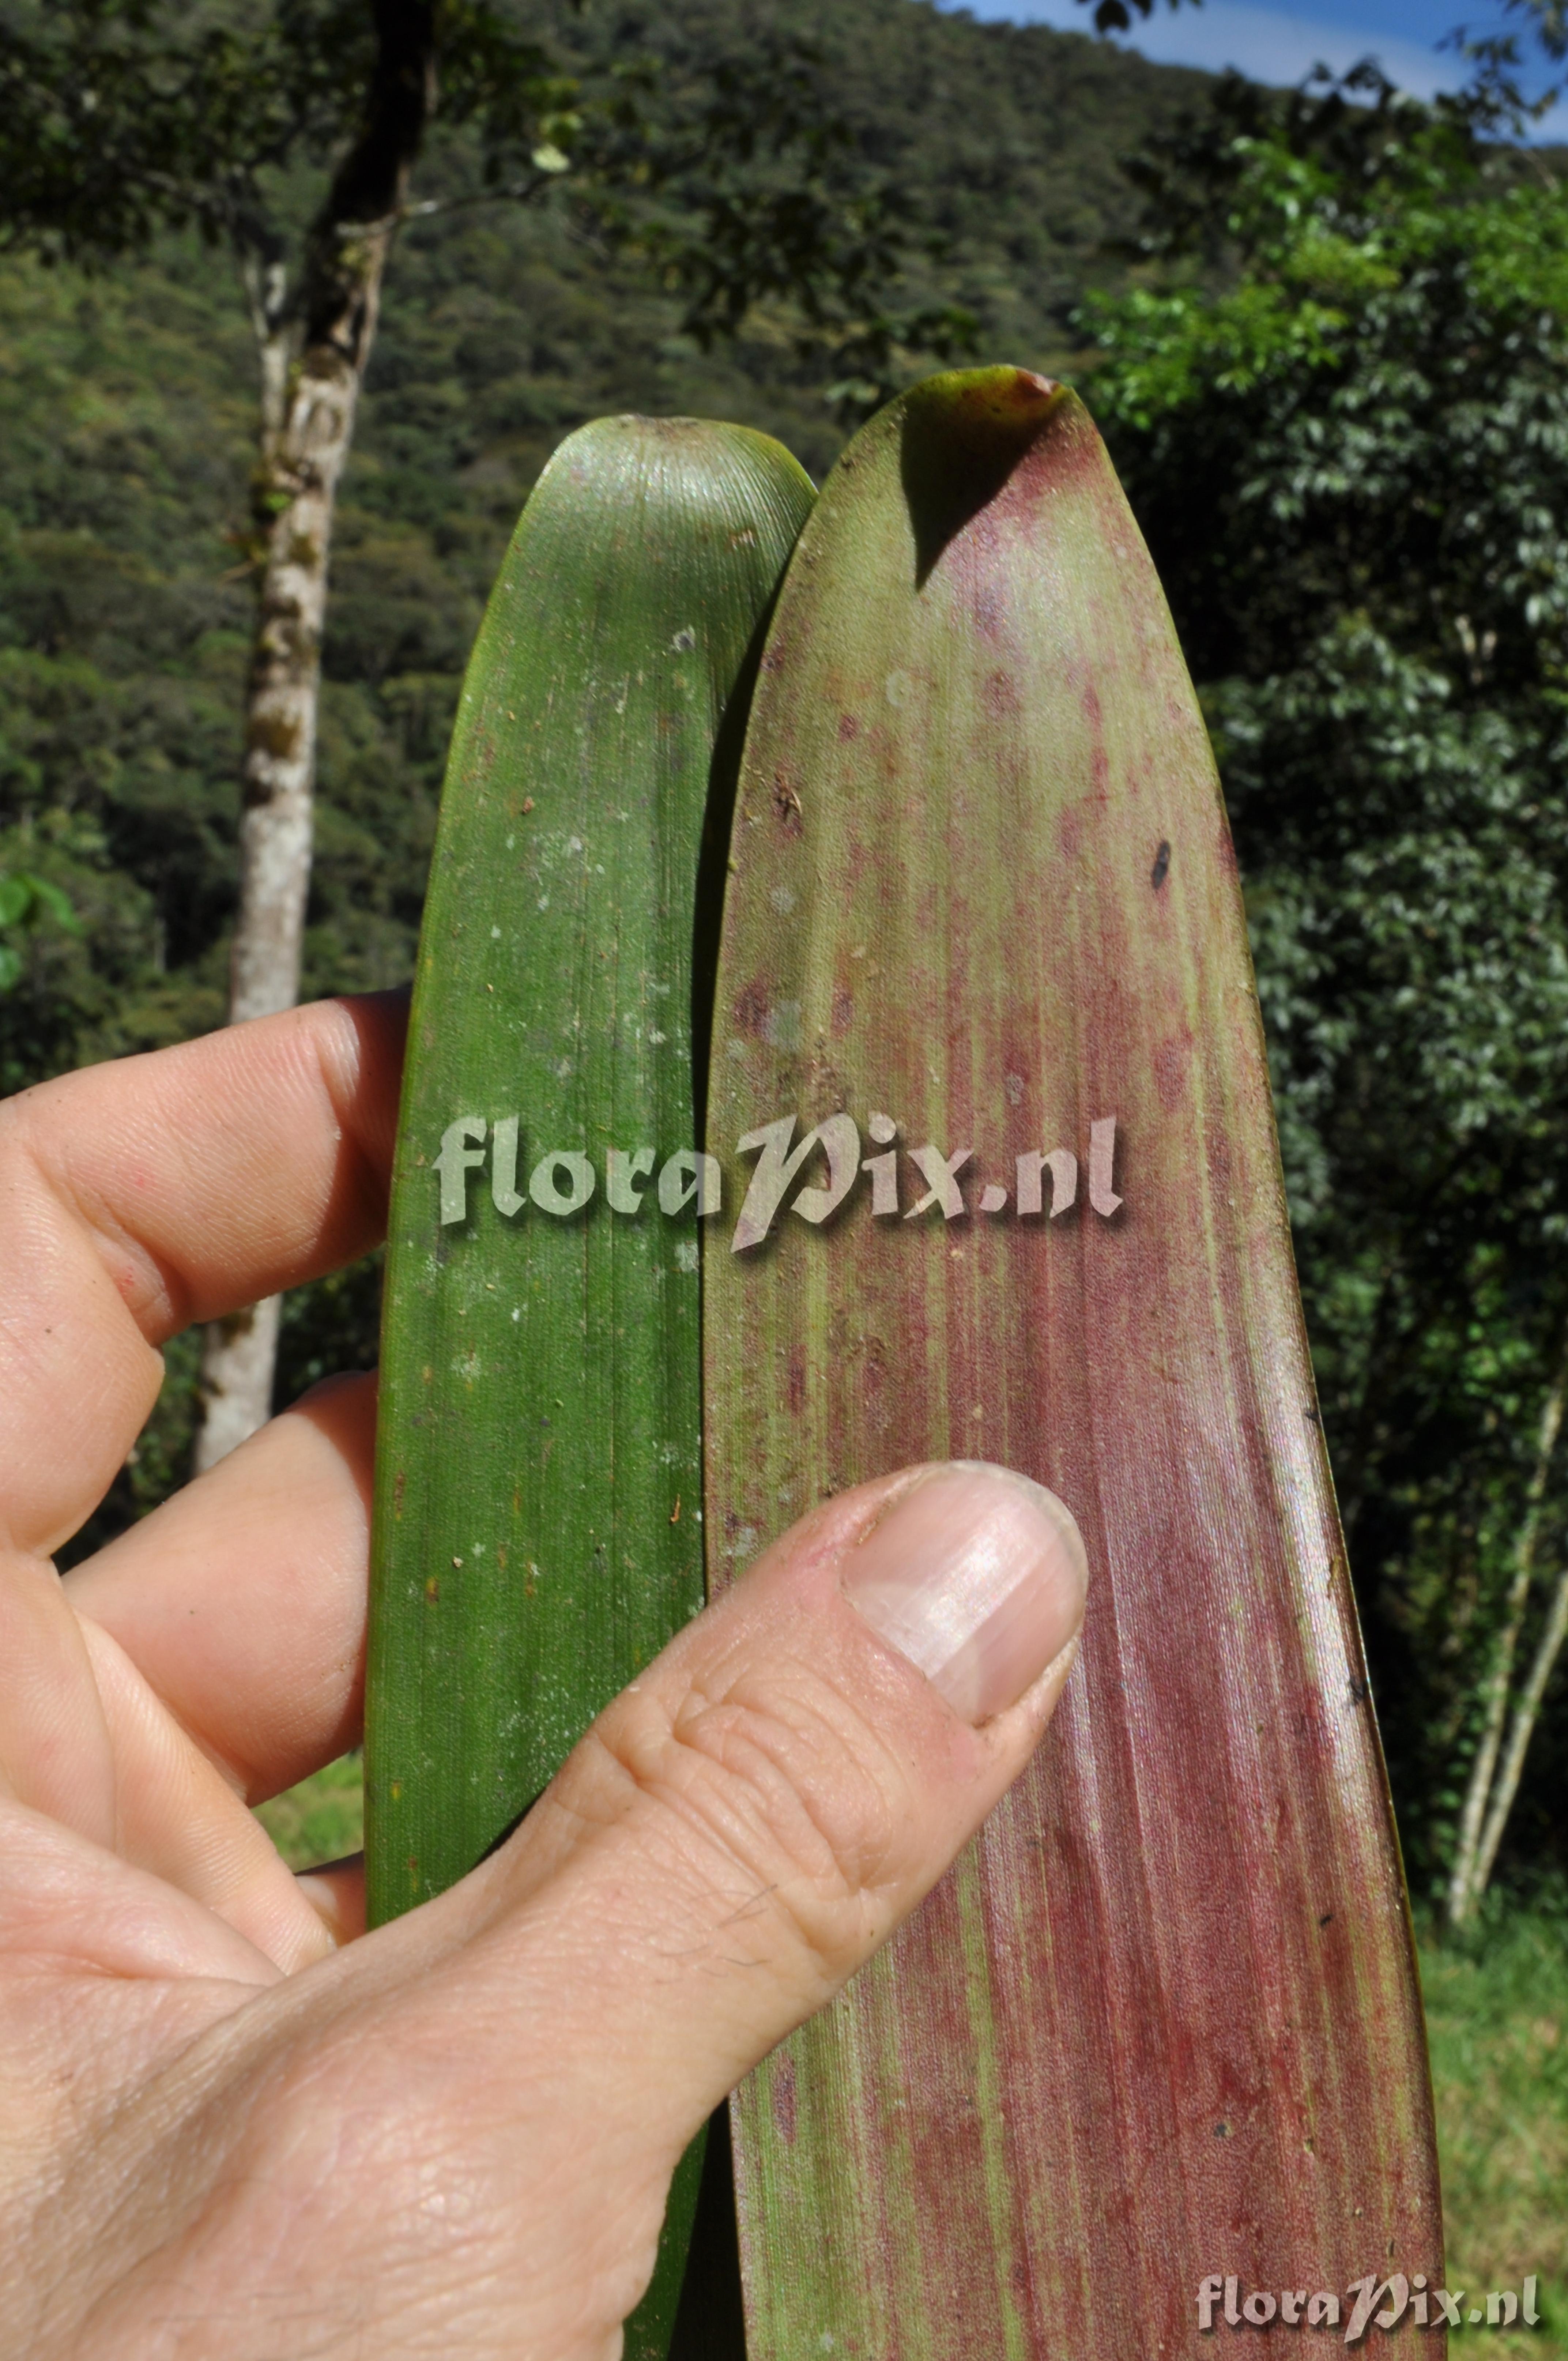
191,306 -> 376,1469
193,4 -> 438,1471
1470,1557 -> 1568,1905
194,1296 -> 286,1474
1447,1322 -> 1568,1925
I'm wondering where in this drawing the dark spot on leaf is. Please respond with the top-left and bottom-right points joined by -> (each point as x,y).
1350,1676 -> 1369,1702
1319,1911 -> 1334,1927
772,772 -> 803,834
983,668 -> 1020,717
1214,2121 -> 1231,2138
1152,840 -> 1171,890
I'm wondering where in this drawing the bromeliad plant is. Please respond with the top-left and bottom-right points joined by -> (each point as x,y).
366,373 -> 1442,2354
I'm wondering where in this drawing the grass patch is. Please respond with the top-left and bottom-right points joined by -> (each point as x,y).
255,1757 -> 1565,2343
254,1752 -> 363,1870
1419,1901 -> 1568,2350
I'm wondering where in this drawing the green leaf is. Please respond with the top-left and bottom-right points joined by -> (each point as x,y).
0,877 -> 32,929
704,367 -> 1441,2355
19,873 -> 82,935
0,944 -> 22,993
365,414 -> 813,2356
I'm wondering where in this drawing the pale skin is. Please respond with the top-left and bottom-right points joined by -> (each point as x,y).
0,993 -> 1086,2360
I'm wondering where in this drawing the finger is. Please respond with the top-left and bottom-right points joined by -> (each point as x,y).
74,1613 -> 343,1974
449,1461 -> 1088,2160
65,1374 -> 376,1802
0,990 -> 403,1556
0,1797 -> 282,1991
0,1548 -> 117,1848
297,1856 -> 366,1947
0,1548 -> 336,1973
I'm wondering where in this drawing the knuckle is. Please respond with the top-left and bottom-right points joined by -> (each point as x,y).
586,1658 -> 920,1987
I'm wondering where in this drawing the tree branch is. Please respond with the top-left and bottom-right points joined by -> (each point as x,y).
1447,1318 -> 1568,1925
1471,1558 -> 1568,1902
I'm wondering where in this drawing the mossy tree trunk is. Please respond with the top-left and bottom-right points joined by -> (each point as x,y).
195,6 -> 438,1469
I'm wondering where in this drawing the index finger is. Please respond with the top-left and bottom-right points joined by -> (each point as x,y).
0,991 -> 405,1556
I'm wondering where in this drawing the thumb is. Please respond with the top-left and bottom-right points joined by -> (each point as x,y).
462,1459 -> 1088,2155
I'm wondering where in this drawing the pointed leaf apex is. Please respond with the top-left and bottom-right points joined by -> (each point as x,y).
904,363 -> 1064,430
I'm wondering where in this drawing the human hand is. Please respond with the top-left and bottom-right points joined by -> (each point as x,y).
0,995 -> 1088,2360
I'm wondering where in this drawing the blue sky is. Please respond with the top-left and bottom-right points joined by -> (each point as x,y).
937,0 -> 1568,138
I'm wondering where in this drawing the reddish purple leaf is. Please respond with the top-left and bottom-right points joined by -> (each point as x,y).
703,368 -> 1441,2357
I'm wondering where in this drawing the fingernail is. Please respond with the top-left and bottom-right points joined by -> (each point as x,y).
842,1462 -> 1088,1724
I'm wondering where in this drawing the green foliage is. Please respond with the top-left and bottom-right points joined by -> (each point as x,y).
0,0 -> 572,264
583,19 -> 981,419
0,862 -> 79,989
574,0 -> 1213,406
1085,72 -> 1568,1889
1,0 -> 1102,432
0,226 -> 462,1054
